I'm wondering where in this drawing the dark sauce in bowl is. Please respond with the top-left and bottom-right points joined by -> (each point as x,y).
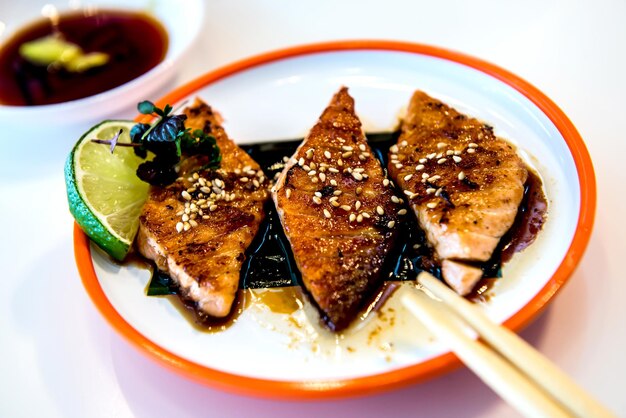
144,132 -> 548,330
0,9 -> 168,106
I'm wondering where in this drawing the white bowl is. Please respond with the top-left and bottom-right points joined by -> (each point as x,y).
0,0 -> 204,125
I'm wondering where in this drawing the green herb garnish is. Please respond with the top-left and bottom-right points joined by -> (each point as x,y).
146,270 -> 178,296
95,100 -> 221,186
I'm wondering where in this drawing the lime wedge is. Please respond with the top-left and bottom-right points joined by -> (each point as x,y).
65,120 -> 150,261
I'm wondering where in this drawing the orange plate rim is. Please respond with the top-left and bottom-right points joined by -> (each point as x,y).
73,40 -> 596,400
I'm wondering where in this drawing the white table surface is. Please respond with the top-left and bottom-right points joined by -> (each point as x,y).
2,0 -> 625,417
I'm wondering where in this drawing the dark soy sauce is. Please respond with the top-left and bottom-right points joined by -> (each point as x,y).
0,9 -> 168,106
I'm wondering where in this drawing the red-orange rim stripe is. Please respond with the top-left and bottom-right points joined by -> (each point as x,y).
74,40 -> 596,400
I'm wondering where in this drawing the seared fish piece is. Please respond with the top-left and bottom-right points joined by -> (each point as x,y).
137,99 -> 268,317
273,87 -> 399,331
389,91 -> 528,295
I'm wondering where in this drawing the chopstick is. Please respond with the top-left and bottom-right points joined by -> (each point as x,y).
401,272 -> 616,418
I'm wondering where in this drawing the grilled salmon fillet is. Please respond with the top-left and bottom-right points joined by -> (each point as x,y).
389,91 -> 528,295
272,87 -> 400,331
137,99 -> 268,317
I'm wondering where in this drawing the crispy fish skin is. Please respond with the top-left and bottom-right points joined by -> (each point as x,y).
272,87 -> 399,331
137,99 -> 268,317
389,91 -> 528,294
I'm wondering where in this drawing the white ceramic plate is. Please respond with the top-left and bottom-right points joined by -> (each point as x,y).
74,41 -> 595,399
0,0 -> 204,125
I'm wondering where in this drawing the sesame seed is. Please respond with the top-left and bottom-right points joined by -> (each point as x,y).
435,188 -> 442,197
404,174 -> 413,181
352,172 -> 363,181
477,133 -> 484,139
400,140 -> 408,147
426,202 -> 438,209
383,178 -> 390,187
403,189 -> 415,197
427,153 -> 437,159
428,175 -> 441,182
311,178 -> 318,183
419,158 -> 427,163
312,196 -> 322,204
253,180 -> 260,188
286,189 -> 292,198
234,169 -> 241,175
468,142 -> 478,148
356,214 -> 363,223
362,212 -> 371,218
298,157 -> 305,166
359,144 -> 367,151
283,156 -> 290,162
387,221 -> 396,228
192,172 -> 200,180
329,196 -> 338,202
330,179 -> 338,186
306,149 -> 314,159
349,213 -> 356,222
458,171 -> 466,180
355,200 -> 362,210
391,196 -> 400,204
454,150 -> 462,155
187,176 -> 194,182
353,167 -> 365,173
437,142 -> 447,149
390,145 -> 399,153
356,187 -> 362,195
322,150 -> 331,159
340,205 -> 352,211
189,219 -> 198,228
333,190 -> 343,196
437,158 -> 447,164
397,209 -> 407,215
247,170 -> 256,176
176,222 -> 184,233
453,156 -> 462,163
376,206 -> 384,215
395,163 -> 403,169
342,151 -> 353,158
212,186 -> 222,195
302,165 -> 311,172
202,215 -> 210,220
319,173 -> 326,182
467,148 -> 476,154
359,154 -> 367,161
183,222 -> 191,231
337,159 -> 344,166
209,204 -> 218,212
342,145 -> 353,151
240,177 -> 249,183
426,188 -> 436,194
416,164 -> 425,171
200,186 -> 211,194
312,191 -> 321,197
422,173 -> 429,179
331,200 -> 340,207
308,170 -> 316,176
413,243 -> 421,250
181,190 -> 192,201
446,150 -> 454,156
323,209 -> 331,218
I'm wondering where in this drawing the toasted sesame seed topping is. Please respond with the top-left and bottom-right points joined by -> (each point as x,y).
397,209 -> 407,215
306,148 -> 314,159
426,202 -> 438,209
324,150 -> 332,159
362,212 -> 371,218
387,221 -> 396,228
176,222 -> 184,233
383,178 -> 390,187
340,205 -> 352,211
413,243 -> 421,250
183,222 -> 191,231
356,187 -> 363,195
419,158 -> 427,164
298,157 -> 305,166
355,200 -> 362,210
404,174 -> 413,181
253,179 -> 260,188
453,156 -> 462,163
328,167 -> 339,173
352,172 -> 363,181
181,190 -> 192,201
391,196 -> 400,204
428,175 -> 441,182
356,214 -> 363,223
303,165 -> 311,171
454,150 -> 462,155
311,177 -> 319,183
285,188 -> 292,198
403,189 -> 415,197
323,209 -> 331,218
437,158 -> 447,164
426,188 -> 436,194
421,173 -> 429,179
342,151 -> 353,158
333,190 -> 343,196
358,154 -> 367,161
240,177 -> 249,183
209,204 -> 218,212
376,206 -> 384,215
308,170 -> 316,176
395,163 -> 403,169
416,164 -> 425,171
312,196 -> 322,204
337,158 -> 344,166
319,172 -> 326,182
330,179 -> 338,186
458,171 -> 466,180
437,142 -> 447,149
359,144 -> 367,151
189,219 -> 198,227
309,162 -> 317,170
390,144 -> 399,153
400,140 -> 408,147
468,143 -> 478,148
435,188 -> 443,197
427,153 -> 437,159
467,148 -> 476,154
349,213 -> 356,222
342,145 -> 353,152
